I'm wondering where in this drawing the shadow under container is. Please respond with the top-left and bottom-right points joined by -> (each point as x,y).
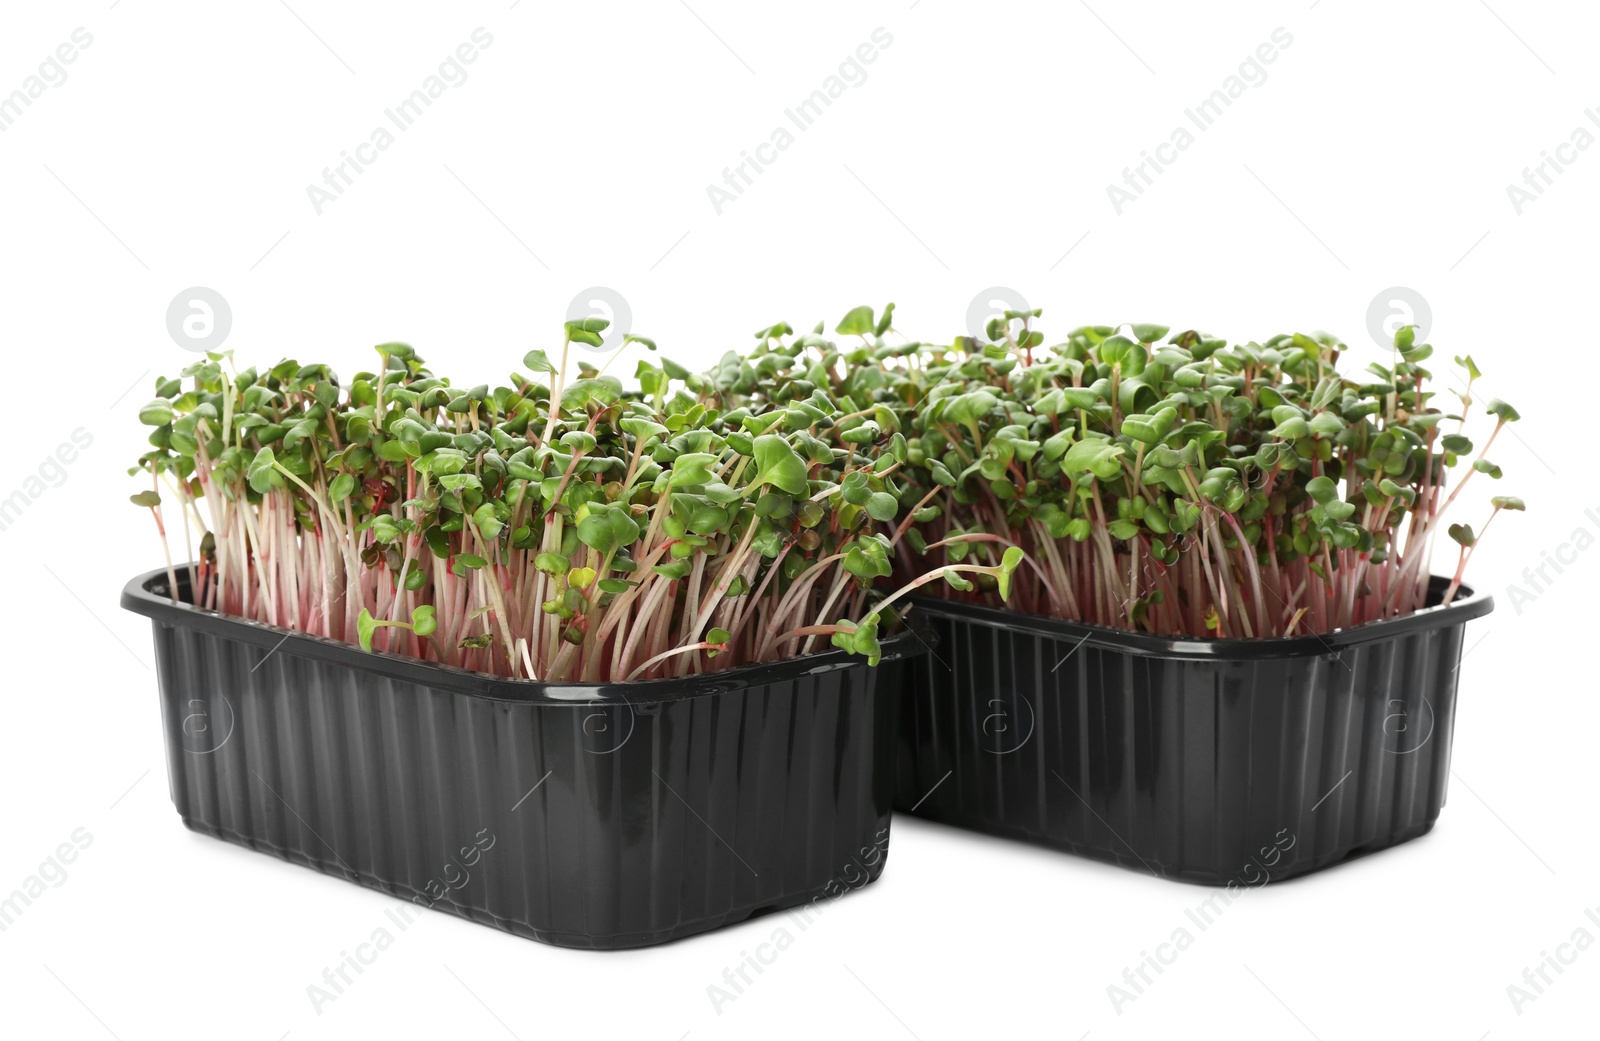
123,567 -> 918,948
894,578 -> 1492,884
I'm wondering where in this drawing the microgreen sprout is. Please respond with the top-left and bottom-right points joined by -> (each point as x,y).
735,307 -> 1524,639
133,305 -> 1501,657
131,324 -> 1017,681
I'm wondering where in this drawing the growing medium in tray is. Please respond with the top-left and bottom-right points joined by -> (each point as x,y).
128,321 -> 1018,682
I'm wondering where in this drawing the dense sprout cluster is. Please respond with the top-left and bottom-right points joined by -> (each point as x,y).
132,304 -> 1522,675
130,321 -> 1018,681
737,306 -> 1523,638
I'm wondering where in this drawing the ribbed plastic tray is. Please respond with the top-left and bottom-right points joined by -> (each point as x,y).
123,568 -> 915,948
894,578 -> 1492,884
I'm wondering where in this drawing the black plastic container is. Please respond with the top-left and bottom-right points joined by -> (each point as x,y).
895,578 -> 1491,884
123,568 -> 916,948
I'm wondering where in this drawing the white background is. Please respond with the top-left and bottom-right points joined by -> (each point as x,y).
0,1 -> 1593,1038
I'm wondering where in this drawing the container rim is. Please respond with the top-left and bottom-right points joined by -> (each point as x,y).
908,575 -> 1491,661
122,566 -> 928,705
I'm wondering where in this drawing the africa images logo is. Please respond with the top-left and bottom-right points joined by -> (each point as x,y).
180,692 -> 235,755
